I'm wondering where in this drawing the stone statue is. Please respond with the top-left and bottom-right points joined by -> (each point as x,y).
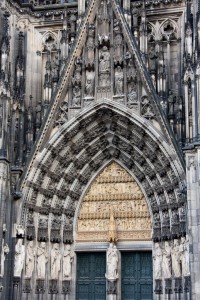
51,243 -> 61,279
106,243 -> 119,280
179,236 -> 190,276
37,242 -> 48,279
1,241 -> 9,276
99,46 -> 110,72
132,7 -> 139,27
162,241 -> 172,278
85,71 -> 95,97
114,66 -> 124,95
25,241 -> 35,278
185,23 -> 192,57
63,244 -> 74,279
108,208 -> 117,243
168,90 -> 176,116
148,47 -> 158,71
14,239 -> 25,277
72,85 -> 81,106
172,239 -> 181,277
153,243 -> 162,279
16,225 -> 25,237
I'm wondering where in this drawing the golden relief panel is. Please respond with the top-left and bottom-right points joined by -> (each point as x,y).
76,162 -> 152,242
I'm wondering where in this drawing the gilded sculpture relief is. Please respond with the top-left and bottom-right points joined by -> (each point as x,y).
77,162 -> 151,242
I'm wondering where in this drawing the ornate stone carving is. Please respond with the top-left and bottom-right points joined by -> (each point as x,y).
51,244 -> 61,280
77,162 -> 151,242
63,244 -> 74,280
37,242 -> 48,279
14,239 -> 25,277
153,243 -> 162,279
50,218 -> 61,243
0,241 -> 9,276
114,66 -> 124,95
179,236 -> 190,276
172,239 -> 181,278
25,241 -> 35,278
105,243 -> 119,280
162,241 -> 172,278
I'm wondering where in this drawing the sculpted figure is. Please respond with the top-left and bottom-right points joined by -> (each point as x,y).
168,90 -> 176,116
132,7 -> 139,27
37,242 -> 48,279
99,46 -> 110,72
162,241 -> 172,278
72,85 -> 81,106
114,66 -> 124,95
1,241 -> 9,276
51,243 -> 61,279
172,239 -> 181,277
14,239 -> 25,277
25,241 -> 35,278
85,71 -> 95,97
63,244 -> 74,279
108,208 -> 117,243
153,243 -> 162,279
148,47 -> 158,71
106,243 -> 119,280
179,236 -> 190,276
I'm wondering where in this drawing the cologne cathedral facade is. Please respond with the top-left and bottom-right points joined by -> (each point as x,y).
0,0 -> 199,299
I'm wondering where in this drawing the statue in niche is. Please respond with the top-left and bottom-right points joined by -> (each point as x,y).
25,241 -> 35,278
37,242 -> 48,279
172,239 -> 181,277
113,20 -> 123,62
168,90 -> 176,116
16,225 -> 25,237
127,82 -> 137,106
14,239 -> 25,277
153,243 -> 162,279
162,241 -> 172,278
185,22 -> 192,57
132,7 -> 139,27
99,73 -> 110,86
63,244 -> 74,280
108,208 -> 117,243
179,236 -> 190,276
99,46 -> 110,73
114,66 -> 124,95
72,85 -> 81,106
106,243 -> 119,280
85,71 -> 95,97
51,243 -> 61,279
148,47 -> 158,71
86,25 -> 95,65
1,240 -> 9,276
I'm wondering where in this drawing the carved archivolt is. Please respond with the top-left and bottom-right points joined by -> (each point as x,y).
77,162 -> 151,242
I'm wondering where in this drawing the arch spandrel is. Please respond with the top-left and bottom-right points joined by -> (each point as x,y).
76,162 -> 152,242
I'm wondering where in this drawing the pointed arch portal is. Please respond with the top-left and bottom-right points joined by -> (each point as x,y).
19,101 -> 186,299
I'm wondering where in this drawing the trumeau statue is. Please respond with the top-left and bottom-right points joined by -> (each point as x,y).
37,242 -> 48,279
63,244 -> 74,280
25,241 -> 35,278
14,239 -> 25,277
162,241 -> 172,278
51,243 -> 61,280
172,239 -> 181,277
106,243 -> 119,280
153,243 -> 162,279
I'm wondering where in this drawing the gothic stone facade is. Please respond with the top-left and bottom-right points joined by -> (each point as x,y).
0,0 -> 199,299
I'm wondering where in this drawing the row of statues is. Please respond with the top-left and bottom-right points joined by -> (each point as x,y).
153,237 -> 190,279
14,240 -> 74,280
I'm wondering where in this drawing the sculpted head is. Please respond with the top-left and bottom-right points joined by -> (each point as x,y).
66,244 -> 71,251
41,242 -> 46,249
